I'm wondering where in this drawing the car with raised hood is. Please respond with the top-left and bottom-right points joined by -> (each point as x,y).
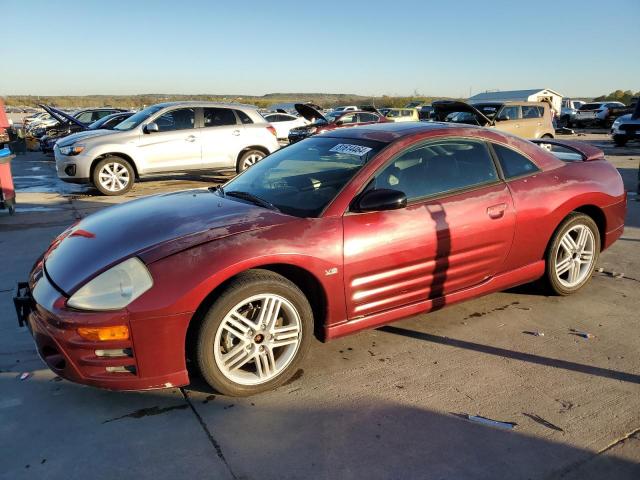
611,100 -> 640,146
288,103 -> 388,143
15,122 -> 625,396
40,110 -> 134,154
54,102 -> 280,195
433,100 -> 555,139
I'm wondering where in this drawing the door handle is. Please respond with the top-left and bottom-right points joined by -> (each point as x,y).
487,203 -> 507,219
232,129 -> 241,136
185,135 -> 196,142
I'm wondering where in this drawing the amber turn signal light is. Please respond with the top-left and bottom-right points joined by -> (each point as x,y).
77,325 -> 130,341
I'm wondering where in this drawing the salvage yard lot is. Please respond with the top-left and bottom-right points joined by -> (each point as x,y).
1,132 -> 639,479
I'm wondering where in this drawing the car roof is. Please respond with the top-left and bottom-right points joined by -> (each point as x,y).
151,101 -> 259,110
321,121 -> 461,142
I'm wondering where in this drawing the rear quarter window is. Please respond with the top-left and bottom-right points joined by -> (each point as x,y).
492,144 -> 540,178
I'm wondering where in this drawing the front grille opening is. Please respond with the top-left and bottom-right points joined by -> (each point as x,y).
95,348 -> 133,358
41,345 -> 66,371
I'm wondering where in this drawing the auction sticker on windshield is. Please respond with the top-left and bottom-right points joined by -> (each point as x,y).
329,144 -> 373,156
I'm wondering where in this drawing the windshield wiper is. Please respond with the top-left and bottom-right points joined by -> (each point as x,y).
224,190 -> 279,211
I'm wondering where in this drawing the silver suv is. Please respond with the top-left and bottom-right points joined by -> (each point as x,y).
54,102 -> 280,195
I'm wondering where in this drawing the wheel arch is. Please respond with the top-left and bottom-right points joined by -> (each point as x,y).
237,145 -> 270,163
547,204 -> 607,255
90,152 -> 140,180
185,263 -> 329,365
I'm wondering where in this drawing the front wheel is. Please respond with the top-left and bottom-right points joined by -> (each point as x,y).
236,150 -> 265,173
544,213 -> 600,295
92,156 -> 134,196
195,270 -> 313,396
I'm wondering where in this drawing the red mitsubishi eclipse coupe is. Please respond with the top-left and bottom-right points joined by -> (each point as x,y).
15,122 -> 625,396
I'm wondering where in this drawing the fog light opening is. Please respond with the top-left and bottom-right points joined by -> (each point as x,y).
64,164 -> 76,176
95,348 -> 132,358
105,365 -> 136,374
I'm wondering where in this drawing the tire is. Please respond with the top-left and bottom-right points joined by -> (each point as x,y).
543,213 -> 600,296
92,156 -> 134,196
236,149 -> 265,174
195,269 -> 313,396
613,136 -> 627,147
541,133 -> 554,139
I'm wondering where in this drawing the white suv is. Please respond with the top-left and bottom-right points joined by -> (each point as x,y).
54,102 -> 280,195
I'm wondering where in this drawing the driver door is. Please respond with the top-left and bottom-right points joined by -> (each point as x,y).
342,138 -> 516,319
138,107 -> 201,172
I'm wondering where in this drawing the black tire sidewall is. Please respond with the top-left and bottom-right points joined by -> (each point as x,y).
92,156 -> 134,196
196,271 -> 313,396
545,213 -> 600,296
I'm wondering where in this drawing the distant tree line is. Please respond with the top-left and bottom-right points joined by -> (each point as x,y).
593,90 -> 639,105
1,93 -> 456,110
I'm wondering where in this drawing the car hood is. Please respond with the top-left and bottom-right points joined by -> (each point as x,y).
39,104 -> 89,130
57,129 -> 118,147
43,189 -> 296,295
431,100 -> 492,126
294,103 -> 328,123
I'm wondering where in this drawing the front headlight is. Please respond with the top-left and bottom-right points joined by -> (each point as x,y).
60,144 -> 85,156
612,119 -> 623,129
67,257 -> 153,311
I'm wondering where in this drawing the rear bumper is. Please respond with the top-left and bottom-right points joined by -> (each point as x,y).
16,270 -> 191,391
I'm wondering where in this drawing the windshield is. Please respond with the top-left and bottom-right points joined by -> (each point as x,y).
113,105 -> 163,131
221,137 -> 385,217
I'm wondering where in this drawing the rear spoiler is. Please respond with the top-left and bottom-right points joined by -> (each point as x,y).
531,139 -> 605,162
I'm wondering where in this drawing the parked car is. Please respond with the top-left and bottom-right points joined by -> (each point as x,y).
262,112 -> 308,140
15,122 -> 625,395
40,111 -> 135,153
384,108 -> 419,122
433,100 -> 555,139
573,102 -> 627,127
418,105 -> 434,120
611,100 -> 640,146
560,99 -> 585,127
54,102 -> 280,195
288,103 -> 388,143
331,105 -> 358,113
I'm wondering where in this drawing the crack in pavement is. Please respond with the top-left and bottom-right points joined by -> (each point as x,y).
554,426 -> 640,478
180,388 -> 237,480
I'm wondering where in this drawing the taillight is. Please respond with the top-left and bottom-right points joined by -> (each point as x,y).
266,125 -> 277,137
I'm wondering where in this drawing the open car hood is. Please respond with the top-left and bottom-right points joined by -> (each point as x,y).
39,104 -> 89,129
431,100 -> 492,126
294,103 -> 327,123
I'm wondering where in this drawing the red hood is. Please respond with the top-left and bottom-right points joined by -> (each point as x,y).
42,189 -> 296,295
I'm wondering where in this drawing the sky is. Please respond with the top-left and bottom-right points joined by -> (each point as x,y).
1,0 -> 638,98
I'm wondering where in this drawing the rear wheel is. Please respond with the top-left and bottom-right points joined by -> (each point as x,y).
613,136 -> 627,147
195,270 -> 313,396
236,150 -> 265,173
544,213 -> 600,295
92,156 -> 134,196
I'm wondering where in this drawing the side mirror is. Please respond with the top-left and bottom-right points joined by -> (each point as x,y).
352,189 -> 407,213
496,115 -> 509,122
335,120 -> 344,126
144,122 -> 159,133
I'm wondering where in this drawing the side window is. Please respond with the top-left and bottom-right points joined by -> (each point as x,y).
372,140 -> 498,201
235,110 -> 254,124
357,113 -> 378,123
522,105 -> 542,119
498,105 -> 521,120
493,143 -> 539,178
155,108 -> 195,132
76,112 -> 93,124
339,113 -> 357,124
203,108 -> 237,127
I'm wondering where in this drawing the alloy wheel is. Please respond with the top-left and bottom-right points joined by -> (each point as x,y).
554,224 -> 595,288
242,153 -> 263,170
98,162 -> 130,193
213,294 -> 302,385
